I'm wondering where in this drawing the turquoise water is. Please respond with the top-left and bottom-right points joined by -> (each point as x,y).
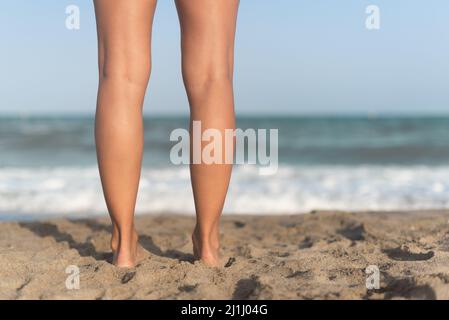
1,115 -> 449,217
1,116 -> 449,167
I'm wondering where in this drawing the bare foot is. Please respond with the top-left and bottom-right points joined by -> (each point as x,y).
113,231 -> 148,268
192,227 -> 221,267
136,243 -> 150,264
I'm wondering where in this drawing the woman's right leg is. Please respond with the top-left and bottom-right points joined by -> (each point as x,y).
94,0 -> 157,267
175,0 -> 239,267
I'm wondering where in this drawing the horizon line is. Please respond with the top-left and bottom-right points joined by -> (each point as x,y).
2,111 -> 449,119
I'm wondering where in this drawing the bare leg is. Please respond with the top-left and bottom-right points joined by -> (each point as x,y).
94,0 -> 157,267
176,0 -> 239,266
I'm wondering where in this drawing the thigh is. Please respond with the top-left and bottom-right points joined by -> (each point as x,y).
175,0 -> 240,78
94,0 -> 157,82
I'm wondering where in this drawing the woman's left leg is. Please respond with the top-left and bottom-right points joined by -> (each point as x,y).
94,0 -> 157,268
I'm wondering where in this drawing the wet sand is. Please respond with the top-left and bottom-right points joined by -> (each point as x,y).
1,210 -> 449,299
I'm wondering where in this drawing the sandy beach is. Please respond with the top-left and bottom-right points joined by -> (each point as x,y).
1,210 -> 449,300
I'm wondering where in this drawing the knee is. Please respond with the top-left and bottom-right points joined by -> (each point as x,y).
182,60 -> 233,99
99,51 -> 151,88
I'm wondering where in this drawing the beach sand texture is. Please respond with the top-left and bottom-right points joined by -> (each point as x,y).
1,211 -> 449,300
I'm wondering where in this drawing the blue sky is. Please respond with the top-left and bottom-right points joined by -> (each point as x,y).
0,0 -> 448,115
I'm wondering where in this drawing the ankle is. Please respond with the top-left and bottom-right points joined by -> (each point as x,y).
115,229 -> 138,251
192,228 -> 219,253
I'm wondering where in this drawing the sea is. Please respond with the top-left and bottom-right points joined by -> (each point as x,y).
1,115 -> 449,219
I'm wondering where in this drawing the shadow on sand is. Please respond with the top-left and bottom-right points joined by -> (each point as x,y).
69,219 -> 195,263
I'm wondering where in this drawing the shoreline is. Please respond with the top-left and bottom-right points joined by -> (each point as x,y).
2,208 -> 449,222
1,210 -> 449,299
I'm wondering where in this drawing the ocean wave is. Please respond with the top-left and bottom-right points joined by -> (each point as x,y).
2,164 -> 449,218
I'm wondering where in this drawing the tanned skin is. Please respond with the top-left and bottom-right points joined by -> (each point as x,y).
93,0 -> 239,267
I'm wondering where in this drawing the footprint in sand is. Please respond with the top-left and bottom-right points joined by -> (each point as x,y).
337,222 -> 366,241
383,246 -> 434,261
233,221 -> 246,228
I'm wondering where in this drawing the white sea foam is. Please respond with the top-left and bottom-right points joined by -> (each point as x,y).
2,165 -> 449,218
